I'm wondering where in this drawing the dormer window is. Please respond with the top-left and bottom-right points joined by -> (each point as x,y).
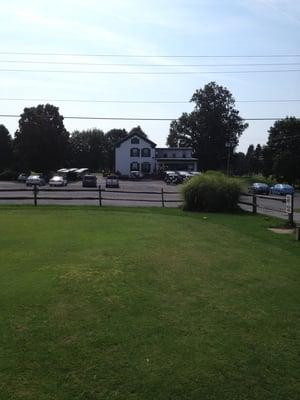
131,137 -> 140,144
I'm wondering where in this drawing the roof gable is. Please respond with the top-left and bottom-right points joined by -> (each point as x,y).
115,132 -> 156,148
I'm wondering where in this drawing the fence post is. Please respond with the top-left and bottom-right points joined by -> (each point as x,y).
161,188 -> 165,208
288,194 -> 294,226
98,185 -> 102,207
252,194 -> 257,214
33,184 -> 38,206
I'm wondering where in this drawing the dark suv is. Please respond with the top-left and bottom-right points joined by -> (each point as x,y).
82,174 -> 97,188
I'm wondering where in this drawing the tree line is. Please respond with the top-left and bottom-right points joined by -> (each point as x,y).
0,103 -> 147,176
231,117 -> 300,184
0,82 -> 299,184
166,82 -> 300,184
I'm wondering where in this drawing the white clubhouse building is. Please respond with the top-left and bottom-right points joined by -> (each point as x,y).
115,132 -> 197,176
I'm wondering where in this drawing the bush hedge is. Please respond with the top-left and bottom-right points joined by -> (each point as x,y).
181,172 -> 242,212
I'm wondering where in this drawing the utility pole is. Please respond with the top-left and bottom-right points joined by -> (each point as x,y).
226,141 -> 231,175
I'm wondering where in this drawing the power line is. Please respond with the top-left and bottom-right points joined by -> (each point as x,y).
0,97 -> 299,104
0,114 -> 299,121
0,68 -> 300,75
1,98 -> 188,104
0,51 -> 300,58
237,99 -> 300,103
0,60 -> 300,67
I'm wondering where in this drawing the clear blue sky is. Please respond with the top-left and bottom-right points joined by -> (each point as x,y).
1,0 -> 299,152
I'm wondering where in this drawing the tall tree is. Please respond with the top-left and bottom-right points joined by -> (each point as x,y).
70,129 -> 106,170
104,129 -> 128,170
14,104 -> 69,172
253,144 -> 263,174
232,152 -> 247,175
245,144 -> 264,174
265,117 -> 300,183
0,124 -> 13,171
246,144 -> 264,174
262,144 -> 273,177
245,144 -> 255,173
167,82 -> 248,171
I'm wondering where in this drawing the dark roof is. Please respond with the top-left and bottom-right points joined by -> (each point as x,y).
115,132 -> 156,148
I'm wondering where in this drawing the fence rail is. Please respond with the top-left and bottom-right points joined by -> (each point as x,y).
239,192 -> 294,225
0,186 -> 295,224
0,185 -> 180,208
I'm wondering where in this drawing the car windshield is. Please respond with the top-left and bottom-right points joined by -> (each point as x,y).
84,176 -> 96,181
52,176 -> 62,180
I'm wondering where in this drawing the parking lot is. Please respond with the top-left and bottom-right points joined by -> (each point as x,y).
0,179 -> 299,223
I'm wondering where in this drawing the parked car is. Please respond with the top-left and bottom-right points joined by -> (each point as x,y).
130,171 -> 141,179
248,182 -> 270,195
26,175 -> 46,186
49,175 -> 68,187
176,171 -> 193,181
164,171 -> 181,185
269,184 -> 295,196
82,174 -> 97,188
17,173 -> 28,182
189,171 -> 201,176
106,175 -> 119,188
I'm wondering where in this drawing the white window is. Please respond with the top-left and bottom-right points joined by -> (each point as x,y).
141,148 -> 150,157
130,148 -> 140,157
141,162 -> 151,173
131,137 -> 140,144
130,162 -> 139,171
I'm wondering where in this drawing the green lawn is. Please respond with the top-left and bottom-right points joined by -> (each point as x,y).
0,206 -> 299,400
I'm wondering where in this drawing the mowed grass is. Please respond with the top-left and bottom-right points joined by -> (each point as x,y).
0,206 -> 299,400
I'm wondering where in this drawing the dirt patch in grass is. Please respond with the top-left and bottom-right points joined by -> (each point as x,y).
268,227 -> 294,234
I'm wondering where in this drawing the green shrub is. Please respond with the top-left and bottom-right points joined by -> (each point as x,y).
181,172 -> 242,212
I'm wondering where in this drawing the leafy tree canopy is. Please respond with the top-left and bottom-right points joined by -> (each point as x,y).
245,144 -> 264,174
14,104 -> 69,172
70,129 -> 106,171
265,117 -> 300,183
0,124 -> 13,171
167,82 -> 248,171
